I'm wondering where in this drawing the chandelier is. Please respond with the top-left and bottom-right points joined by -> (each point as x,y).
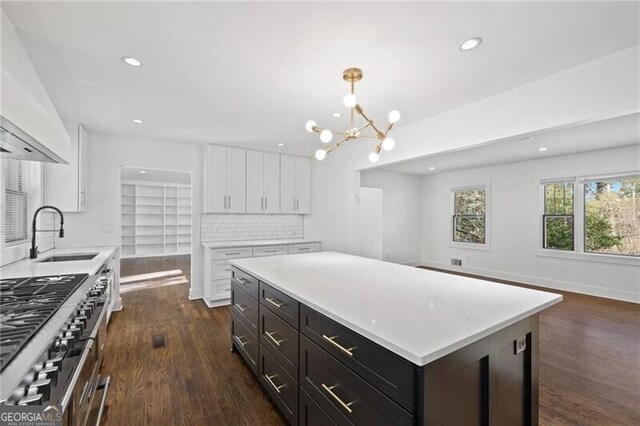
305,68 -> 400,163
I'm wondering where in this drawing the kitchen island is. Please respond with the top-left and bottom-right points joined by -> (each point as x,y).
229,251 -> 562,425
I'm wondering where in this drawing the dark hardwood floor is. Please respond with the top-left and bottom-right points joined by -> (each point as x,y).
100,261 -> 639,425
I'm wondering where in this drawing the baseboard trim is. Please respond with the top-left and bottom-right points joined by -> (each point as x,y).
420,259 -> 639,304
188,286 -> 202,301
203,298 -> 231,308
399,259 -> 423,267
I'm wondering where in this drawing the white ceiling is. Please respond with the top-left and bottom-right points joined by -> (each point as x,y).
2,2 -> 639,156
376,113 -> 640,175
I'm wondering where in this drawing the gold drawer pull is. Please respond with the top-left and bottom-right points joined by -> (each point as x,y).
265,297 -> 284,308
232,277 -> 249,285
233,335 -> 248,348
265,331 -> 285,346
235,303 -> 247,312
322,334 -> 356,357
321,384 -> 354,413
265,374 -> 286,393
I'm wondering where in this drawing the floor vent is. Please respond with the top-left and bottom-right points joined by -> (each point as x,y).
152,333 -> 166,349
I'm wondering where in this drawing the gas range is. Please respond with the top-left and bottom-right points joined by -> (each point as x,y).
0,270 -> 112,424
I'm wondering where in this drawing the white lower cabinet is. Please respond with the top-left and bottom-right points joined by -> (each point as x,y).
202,241 -> 320,307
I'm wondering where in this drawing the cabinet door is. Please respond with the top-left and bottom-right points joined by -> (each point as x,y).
44,122 -> 80,212
246,150 -> 264,213
205,145 -> 228,213
280,155 -> 296,214
295,157 -> 311,214
227,147 -> 246,213
263,152 -> 280,213
78,124 -> 88,211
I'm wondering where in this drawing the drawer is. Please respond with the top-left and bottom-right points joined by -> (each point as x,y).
300,305 -> 416,413
211,246 -> 253,260
260,282 -> 299,329
300,335 -> 414,426
211,279 -> 231,300
253,245 -> 288,257
211,259 -> 232,280
231,267 -> 259,299
231,313 -> 259,376
231,283 -> 259,336
299,387 -> 336,426
260,305 -> 298,379
288,243 -> 321,254
259,343 -> 298,425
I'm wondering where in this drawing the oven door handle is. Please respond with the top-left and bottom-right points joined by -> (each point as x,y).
60,339 -> 94,411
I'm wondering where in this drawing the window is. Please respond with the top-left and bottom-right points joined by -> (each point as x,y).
584,176 -> 640,257
4,160 -> 29,245
543,181 -> 574,251
452,187 -> 486,244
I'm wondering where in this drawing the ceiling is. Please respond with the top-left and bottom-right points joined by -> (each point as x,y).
376,113 -> 640,175
2,2 -> 639,156
121,167 -> 191,185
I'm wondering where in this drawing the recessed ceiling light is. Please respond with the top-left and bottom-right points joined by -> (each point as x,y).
132,119 -> 144,124
429,166 -> 435,170
139,170 -> 147,174
459,37 -> 482,51
277,143 -> 285,146
122,57 -> 143,67
538,147 -> 548,152
332,112 -> 342,118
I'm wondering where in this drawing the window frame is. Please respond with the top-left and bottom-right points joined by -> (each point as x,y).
541,178 -> 575,252
536,172 -> 639,266
450,184 -> 490,251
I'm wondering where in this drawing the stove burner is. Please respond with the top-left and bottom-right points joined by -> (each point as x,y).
0,273 -> 88,371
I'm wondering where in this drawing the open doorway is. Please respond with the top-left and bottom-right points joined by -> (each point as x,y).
119,167 -> 192,294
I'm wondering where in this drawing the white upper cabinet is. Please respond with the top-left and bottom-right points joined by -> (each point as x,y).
247,151 -> 280,213
44,122 -> 88,212
205,145 -> 246,213
280,155 -> 311,214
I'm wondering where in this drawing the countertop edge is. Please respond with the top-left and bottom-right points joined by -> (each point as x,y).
202,239 -> 321,249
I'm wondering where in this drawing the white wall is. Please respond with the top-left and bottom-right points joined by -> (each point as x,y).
421,145 -> 640,303
360,170 -> 422,264
56,133 -> 205,300
305,46 -> 639,266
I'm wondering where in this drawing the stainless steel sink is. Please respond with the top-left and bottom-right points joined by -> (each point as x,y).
37,253 -> 98,263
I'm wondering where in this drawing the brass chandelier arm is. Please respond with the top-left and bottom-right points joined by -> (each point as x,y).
354,105 -> 385,139
325,135 -> 353,154
384,122 -> 395,136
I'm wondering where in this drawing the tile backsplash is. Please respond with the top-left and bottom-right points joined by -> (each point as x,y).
201,214 -> 304,242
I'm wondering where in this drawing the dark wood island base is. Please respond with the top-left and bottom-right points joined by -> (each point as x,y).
230,265 -> 541,426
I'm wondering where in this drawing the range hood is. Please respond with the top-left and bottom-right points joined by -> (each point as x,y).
0,115 -> 66,162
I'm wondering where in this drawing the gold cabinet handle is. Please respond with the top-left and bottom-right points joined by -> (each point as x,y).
265,331 -> 285,346
265,374 -> 286,393
234,303 -> 247,312
322,334 -> 356,357
233,335 -> 248,348
321,383 -> 354,413
265,297 -> 284,308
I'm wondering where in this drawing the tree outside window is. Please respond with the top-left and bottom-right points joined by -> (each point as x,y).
584,177 -> 640,257
543,181 -> 574,251
453,187 -> 486,244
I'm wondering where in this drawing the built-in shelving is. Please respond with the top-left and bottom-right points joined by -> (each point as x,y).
121,181 -> 192,258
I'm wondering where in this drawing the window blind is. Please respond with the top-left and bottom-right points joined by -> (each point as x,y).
4,160 -> 29,244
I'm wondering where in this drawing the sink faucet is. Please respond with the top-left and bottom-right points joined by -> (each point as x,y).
30,205 -> 64,259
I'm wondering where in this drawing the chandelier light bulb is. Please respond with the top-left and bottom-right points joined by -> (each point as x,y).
368,152 -> 380,163
343,93 -> 357,108
305,120 -> 317,133
320,129 -> 333,143
381,137 -> 395,151
388,110 -> 401,124
315,149 -> 327,161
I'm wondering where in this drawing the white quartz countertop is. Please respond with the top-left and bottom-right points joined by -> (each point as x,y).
202,239 -> 321,249
230,251 -> 562,366
0,246 -> 118,279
